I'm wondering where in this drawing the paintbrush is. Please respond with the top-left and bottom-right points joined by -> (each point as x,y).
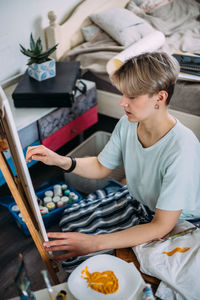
142,226 -> 198,248
41,269 -> 55,300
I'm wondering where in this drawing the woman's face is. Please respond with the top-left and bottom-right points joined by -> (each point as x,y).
120,93 -> 157,123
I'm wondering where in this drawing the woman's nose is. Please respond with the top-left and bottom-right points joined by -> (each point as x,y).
120,96 -> 128,107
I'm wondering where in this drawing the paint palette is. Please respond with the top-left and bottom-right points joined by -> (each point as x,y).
68,254 -> 144,300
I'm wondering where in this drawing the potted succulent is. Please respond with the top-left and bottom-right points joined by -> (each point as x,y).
20,33 -> 58,81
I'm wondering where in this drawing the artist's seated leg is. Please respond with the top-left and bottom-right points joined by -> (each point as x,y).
59,181 -> 154,273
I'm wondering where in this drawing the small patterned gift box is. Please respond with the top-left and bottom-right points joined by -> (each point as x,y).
28,58 -> 56,81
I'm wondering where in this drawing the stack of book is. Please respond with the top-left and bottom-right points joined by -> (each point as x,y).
173,52 -> 200,82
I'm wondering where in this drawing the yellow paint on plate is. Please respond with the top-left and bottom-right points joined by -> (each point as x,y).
81,266 -> 119,294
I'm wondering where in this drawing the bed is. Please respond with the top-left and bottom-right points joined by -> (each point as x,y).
45,0 -> 200,140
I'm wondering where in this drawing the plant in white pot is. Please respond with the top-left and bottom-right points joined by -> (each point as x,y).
20,33 -> 58,81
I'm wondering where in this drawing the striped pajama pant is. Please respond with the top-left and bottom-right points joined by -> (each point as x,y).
59,181 -> 154,273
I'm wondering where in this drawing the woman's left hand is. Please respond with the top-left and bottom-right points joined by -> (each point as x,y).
43,232 -> 96,260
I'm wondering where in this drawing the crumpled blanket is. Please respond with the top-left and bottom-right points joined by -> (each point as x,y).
65,32 -> 123,81
65,0 -> 200,78
140,0 -> 200,53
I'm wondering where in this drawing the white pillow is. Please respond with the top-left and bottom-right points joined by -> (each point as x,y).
81,24 -> 102,42
90,8 -> 155,47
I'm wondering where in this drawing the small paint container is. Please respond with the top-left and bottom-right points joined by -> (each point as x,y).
60,196 -> 69,204
45,190 -> 54,197
69,192 -> 76,197
46,202 -> 56,211
43,196 -> 52,205
61,184 -> 68,191
52,196 -> 60,204
56,290 -> 67,300
40,206 -> 49,215
69,192 -> 78,200
53,184 -> 62,197
142,284 -> 155,300
37,197 -> 43,206
64,189 -> 70,196
73,194 -> 78,201
11,205 -> 20,213
57,200 -> 64,208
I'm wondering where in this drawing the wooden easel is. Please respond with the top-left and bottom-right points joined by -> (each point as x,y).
0,86 -> 59,284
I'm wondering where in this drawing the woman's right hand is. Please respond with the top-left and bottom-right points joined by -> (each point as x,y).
26,145 -> 65,167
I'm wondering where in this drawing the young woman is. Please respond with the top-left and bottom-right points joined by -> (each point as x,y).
26,52 -> 200,263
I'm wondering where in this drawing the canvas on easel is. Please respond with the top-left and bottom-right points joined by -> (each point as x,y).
0,86 -> 59,284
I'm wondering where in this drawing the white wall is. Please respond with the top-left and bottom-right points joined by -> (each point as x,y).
0,0 -> 81,85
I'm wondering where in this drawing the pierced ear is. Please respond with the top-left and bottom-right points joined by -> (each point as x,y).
158,91 -> 168,103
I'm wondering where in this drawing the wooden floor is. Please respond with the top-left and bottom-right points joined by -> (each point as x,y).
0,115 -> 118,299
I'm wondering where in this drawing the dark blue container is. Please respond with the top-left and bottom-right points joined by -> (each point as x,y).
0,180 -> 82,237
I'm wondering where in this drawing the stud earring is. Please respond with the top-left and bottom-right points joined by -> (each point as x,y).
154,103 -> 159,110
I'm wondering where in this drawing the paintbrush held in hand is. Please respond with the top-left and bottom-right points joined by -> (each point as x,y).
143,226 -> 198,248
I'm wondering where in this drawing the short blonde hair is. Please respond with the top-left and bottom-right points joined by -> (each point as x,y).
110,52 -> 180,104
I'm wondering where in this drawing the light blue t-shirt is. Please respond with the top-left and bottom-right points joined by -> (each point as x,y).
98,116 -> 200,219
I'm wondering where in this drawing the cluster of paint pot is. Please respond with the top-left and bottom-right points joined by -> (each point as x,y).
11,184 -> 79,221
11,205 -> 25,221
39,184 -> 79,215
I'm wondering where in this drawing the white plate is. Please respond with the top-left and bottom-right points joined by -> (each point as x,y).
68,254 -> 143,300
